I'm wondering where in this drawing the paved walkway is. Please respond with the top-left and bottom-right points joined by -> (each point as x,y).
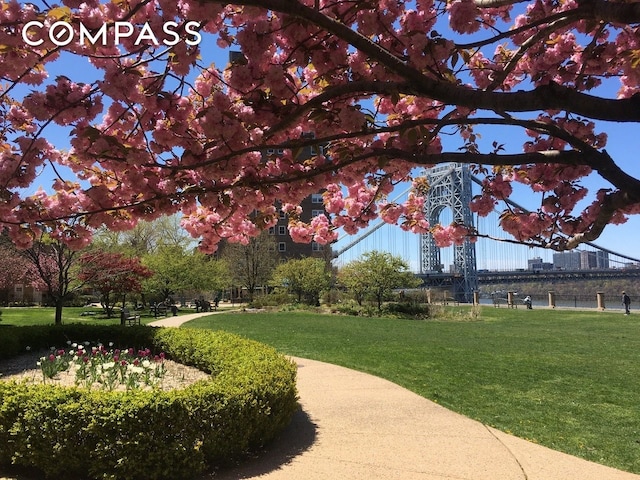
149,312 -> 640,480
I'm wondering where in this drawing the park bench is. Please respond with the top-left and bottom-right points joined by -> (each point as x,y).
121,308 -> 141,326
151,303 -> 169,318
124,313 -> 141,326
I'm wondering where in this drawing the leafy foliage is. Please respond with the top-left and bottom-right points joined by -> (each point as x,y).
222,231 -> 278,302
271,257 -> 332,305
142,245 -> 229,302
21,236 -> 80,324
78,251 -> 153,318
338,250 -> 421,312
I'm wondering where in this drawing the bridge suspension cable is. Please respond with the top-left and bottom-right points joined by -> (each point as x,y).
469,175 -> 640,264
332,167 -> 640,272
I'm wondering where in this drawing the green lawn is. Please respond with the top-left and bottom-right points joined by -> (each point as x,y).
0,306 -> 119,326
0,305 -> 196,326
183,307 -> 640,474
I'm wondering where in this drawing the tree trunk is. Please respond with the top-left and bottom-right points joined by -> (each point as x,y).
102,292 -> 112,318
54,298 -> 64,325
120,293 -> 127,326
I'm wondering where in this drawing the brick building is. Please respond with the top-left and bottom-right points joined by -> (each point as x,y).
263,138 -> 331,260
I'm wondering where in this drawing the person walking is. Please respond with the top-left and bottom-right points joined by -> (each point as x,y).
622,291 -> 631,315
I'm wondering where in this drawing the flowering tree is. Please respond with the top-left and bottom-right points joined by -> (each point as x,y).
77,251 -> 153,319
22,235 -> 79,324
1,0 -> 640,253
0,240 -> 40,305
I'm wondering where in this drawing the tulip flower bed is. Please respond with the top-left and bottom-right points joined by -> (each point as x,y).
0,325 -> 298,480
37,343 -> 168,391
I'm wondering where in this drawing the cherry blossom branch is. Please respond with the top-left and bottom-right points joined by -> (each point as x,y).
486,15 -> 576,91
378,148 -> 640,194
455,10 -> 578,50
474,0 -> 640,24
473,0 -> 527,7
216,1 -> 640,123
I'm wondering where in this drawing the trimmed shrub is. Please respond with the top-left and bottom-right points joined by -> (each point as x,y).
0,325 -> 298,480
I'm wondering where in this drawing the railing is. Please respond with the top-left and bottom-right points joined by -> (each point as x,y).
482,292 -> 629,311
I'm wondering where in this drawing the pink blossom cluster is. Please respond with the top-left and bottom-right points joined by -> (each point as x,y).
431,223 -> 475,247
289,215 -> 338,245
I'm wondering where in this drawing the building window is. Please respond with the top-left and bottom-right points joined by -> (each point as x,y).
311,193 -> 323,203
312,209 -> 324,217
310,146 -> 317,155
279,210 -> 286,219
268,227 -> 275,235
278,242 -> 286,252
312,242 -> 323,252
278,226 -> 287,235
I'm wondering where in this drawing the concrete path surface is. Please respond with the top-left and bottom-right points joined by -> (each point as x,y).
210,356 -> 640,480
150,312 -> 640,480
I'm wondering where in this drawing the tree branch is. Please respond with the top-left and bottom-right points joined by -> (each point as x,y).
473,0 -> 528,7
376,148 -> 640,195
210,1 -> 640,122
473,0 -> 640,24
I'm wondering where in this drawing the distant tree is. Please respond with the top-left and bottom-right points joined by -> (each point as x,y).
337,262 -> 369,307
78,251 -> 153,320
222,232 -> 278,302
0,241 -> 39,305
185,250 -> 231,301
272,257 -> 332,305
22,236 -> 81,325
92,216 -> 194,256
143,245 -> 229,303
341,251 -> 421,313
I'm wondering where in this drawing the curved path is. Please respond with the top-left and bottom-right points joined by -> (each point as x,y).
151,312 -> 639,480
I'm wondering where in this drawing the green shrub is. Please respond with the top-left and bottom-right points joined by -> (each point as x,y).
250,292 -> 294,308
333,302 -> 363,316
383,301 -> 432,319
0,325 -> 298,480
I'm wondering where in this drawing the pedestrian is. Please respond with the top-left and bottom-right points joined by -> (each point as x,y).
622,291 -> 631,315
523,295 -> 532,309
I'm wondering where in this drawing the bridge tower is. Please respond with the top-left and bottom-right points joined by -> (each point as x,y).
419,164 -> 478,302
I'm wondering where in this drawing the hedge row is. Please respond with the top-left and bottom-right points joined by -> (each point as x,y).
0,325 -> 299,480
